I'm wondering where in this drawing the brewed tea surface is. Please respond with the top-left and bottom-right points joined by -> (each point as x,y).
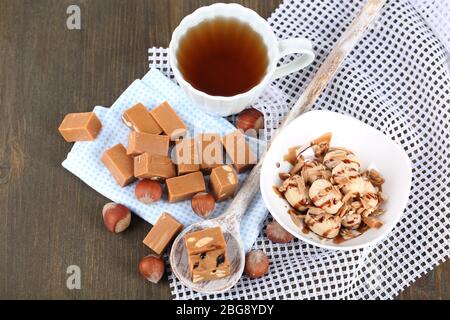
177,17 -> 268,97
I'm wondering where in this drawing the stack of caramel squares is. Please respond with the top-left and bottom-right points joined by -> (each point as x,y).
98,101 -> 257,209
77,101 -> 257,260
58,101 -> 258,220
58,102 -> 258,279
101,102 -> 184,187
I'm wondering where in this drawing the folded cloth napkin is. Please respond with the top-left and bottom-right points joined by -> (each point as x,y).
62,68 -> 267,251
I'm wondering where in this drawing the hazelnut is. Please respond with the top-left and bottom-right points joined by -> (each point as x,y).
235,108 -> 264,135
102,202 -> 131,233
191,192 -> 215,218
135,179 -> 163,204
244,250 -> 269,279
139,254 -> 165,284
266,220 -> 294,243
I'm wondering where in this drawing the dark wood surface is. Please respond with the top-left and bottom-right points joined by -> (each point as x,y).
0,0 -> 447,300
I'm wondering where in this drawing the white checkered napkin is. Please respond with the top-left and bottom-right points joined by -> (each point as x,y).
62,69 -> 269,251
151,0 -> 450,300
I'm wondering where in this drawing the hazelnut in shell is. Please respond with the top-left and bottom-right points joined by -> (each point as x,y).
139,254 -> 165,284
244,250 -> 269,279
191,192 -> 215,218
135,179 -> 163,204
102,202 -> 131,233
236,108 -> 264,135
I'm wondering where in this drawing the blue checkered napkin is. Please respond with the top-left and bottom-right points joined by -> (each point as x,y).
62,68 -> 268,251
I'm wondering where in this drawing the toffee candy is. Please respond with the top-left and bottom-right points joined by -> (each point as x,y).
122,103 -> 162,134
134,153 -> 176,180
222,130 -> 257,173
189,248 -> 230,283
143,212 -> 183,255
58,112 -> 102,142
210,165 -> 238,202
101,144 -> 136,187
174,138 -> 200,175
165,171 -> 206,203
127,131 -> 169,156
184,226 -> 230,283
150,101 -> 187,140
198,133 -> 224,173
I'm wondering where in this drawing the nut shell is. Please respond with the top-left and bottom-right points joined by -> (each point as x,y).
135,179 -> 163,204
139,254 -> 165,284
244,250 -> 269,279
235,108 -> 264,134
191,192 -> 215,218
102,202 -> 131,233
266,220 -> 294,243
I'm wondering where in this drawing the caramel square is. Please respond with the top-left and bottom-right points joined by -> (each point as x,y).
210,165 -> 238,202
165,171 -> 206,203
222,130 -> 257,173
58,112 -> 102,142
198,133 -> 224,173
150,101 -> 187,140
126,131 -> 169,156
143,212 -> 183,255
101,143 -> 136,187
184,227 -> 230,283
184,226 -> 226,255
122,103 -> 162,134
174,138 -> 200,175
134,153 -> 176,180
188,248 -> 230,283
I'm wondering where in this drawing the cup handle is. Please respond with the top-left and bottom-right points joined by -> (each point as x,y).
271,38 -> 315,80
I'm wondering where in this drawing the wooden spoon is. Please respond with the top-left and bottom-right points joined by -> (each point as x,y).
169,0 -> 386,294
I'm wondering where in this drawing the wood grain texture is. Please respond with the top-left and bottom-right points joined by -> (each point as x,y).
0,0 -> 447,300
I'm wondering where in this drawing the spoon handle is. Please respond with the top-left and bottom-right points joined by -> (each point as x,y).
217,0 -> 386,234
215,159 -> 263,230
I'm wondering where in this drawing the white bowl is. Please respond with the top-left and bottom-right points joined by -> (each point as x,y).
260,110 -> 412,250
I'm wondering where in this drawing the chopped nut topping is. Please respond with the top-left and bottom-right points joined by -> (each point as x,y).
195,237 -> 214,248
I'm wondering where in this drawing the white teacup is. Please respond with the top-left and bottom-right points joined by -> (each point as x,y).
169,3 -> 315,117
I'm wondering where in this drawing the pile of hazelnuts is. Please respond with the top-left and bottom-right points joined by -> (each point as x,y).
100,108 -> 296,285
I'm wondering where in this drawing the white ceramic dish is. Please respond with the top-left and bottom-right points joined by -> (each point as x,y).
260,110 -> 412,250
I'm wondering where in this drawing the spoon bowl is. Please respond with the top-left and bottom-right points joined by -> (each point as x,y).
169,218 -> 245,294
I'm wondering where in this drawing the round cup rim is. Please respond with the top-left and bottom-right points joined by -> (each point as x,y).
168,3 -> 279,102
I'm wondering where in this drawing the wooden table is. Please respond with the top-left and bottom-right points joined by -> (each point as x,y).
0,0 -> 447,300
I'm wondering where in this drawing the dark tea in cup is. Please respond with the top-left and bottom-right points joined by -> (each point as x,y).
176,17 -> 269,97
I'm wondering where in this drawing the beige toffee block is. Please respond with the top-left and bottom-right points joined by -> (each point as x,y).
122,103 -> 162,134
183,226 -> 226,255
210,165 -> 238,202
134,153 -> 176,180
143,212 -> 183,255
222,130 -> 257,173
184,226 -> 230,283
174,138 -> 200,175
165,171 -> 206,203
150,101 -> 188,140
101,143 -> 136,187
198,133 -> 224,173
58,112 -> 102,142
126,131 -> 169,156
188,248 -> 230,283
